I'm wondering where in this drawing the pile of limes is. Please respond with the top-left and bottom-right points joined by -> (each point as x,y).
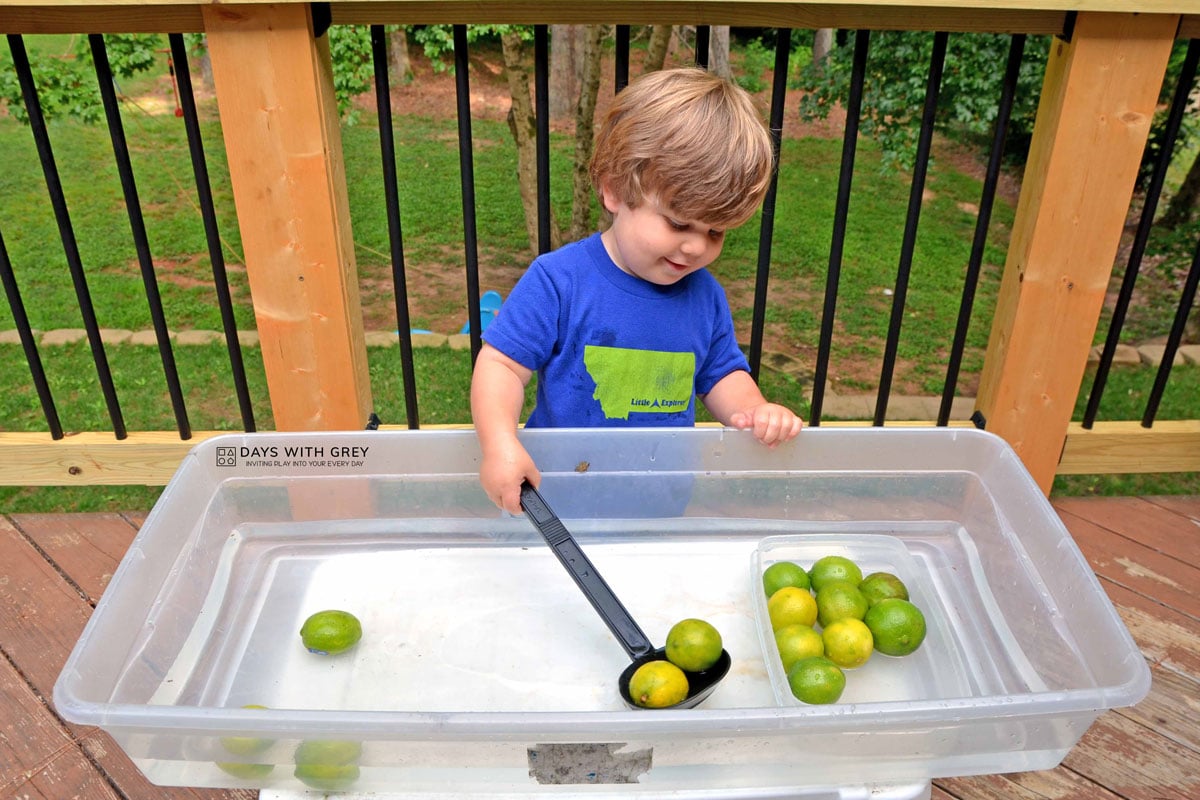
762,555 -> 926,704
627,618 -> 723,708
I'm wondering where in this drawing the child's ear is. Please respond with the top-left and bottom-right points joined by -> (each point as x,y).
599,181 -> 622,214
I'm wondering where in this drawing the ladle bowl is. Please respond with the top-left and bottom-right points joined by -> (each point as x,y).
520,481 -> 731,710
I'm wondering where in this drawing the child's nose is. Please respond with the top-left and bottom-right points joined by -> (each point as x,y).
679,231 -> 706,256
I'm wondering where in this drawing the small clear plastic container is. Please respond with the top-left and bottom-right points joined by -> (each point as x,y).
752,534 -> 970,705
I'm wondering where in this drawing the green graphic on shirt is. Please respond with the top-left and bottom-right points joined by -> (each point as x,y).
583,345 -> 694,420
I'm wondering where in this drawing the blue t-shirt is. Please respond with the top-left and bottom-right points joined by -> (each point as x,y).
483,232 -> 749,428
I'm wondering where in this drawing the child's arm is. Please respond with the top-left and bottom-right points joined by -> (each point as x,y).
701,369 -> 803,446
471,343 -> 538,514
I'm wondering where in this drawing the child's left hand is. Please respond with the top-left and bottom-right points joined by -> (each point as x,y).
729,403 -> 803,447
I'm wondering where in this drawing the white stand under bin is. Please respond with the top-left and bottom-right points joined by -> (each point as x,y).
263,783 -> 932,800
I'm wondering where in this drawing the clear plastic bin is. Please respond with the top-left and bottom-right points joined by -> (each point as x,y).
53,427 -> 1150,796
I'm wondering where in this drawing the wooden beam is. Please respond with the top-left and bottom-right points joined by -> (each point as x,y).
329,2 -> 1067,33
974,11 -> 1178,496
0,431 -> 226,486
1058,420 -> 1200,474
202,3 -> 372,432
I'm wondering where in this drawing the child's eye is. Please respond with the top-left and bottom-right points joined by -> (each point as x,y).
666,218 -> 689,231
708,229 -> 725,240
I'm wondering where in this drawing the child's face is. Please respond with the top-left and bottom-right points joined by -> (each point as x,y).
600,188 -> 726,286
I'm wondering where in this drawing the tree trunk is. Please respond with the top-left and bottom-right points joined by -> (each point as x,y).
570,25 -> 605,240
813,28 -> 834,67
645,25 -> 673,73
710,26 -> 731,79
500,31 -> 557,255
387,27 -> 412,85
1159,148 -> 1200,229
549,25 -> 578,118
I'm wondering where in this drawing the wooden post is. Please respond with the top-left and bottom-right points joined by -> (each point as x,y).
975,11 -> 1177,495
202,3 -> 372,431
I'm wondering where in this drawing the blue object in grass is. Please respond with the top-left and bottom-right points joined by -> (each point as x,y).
459,290 -> 503,334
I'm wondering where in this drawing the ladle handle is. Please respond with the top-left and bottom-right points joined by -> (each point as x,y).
520,481 -> 655,661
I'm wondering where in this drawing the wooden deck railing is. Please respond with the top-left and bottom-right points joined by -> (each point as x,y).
2,1 -> 1199,494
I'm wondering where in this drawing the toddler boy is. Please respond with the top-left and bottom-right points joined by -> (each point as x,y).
472,67 -> 803,514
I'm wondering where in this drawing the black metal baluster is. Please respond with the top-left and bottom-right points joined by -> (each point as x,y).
1085,39 -> 1200,428
939,33 -> 1026,427
370,24 -> 420,429
535,25 -> 552,255
90,34 -> 191,438
9,33 -> 126,438
810,30 -> 870,427
695,26 -> 710,69
874,31 -> 948,427
748,28 -> 791,380
615,25 -> 630,92
168,33 -> 256,433
453,26 -> 484,363
0,226 -> 62,438
1142,235 -> 1200,427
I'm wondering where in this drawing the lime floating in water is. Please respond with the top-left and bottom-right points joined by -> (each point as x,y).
300,609 -> 362,655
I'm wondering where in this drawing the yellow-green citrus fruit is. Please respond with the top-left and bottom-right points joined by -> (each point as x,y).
774,623 -> 825,673
815,580 -> 869,627
665,618 -> 724,672
294,739 -> 362,766
628,660 -> 690,708
763,560 -> 811,597
859,572 -> 910,606
864,598 -> 927,656
300,610 -> 362,655
216,761 -> 274,780
821,618 -> 874,669
808,555 -> 864,592
787,656 -> 846,704
294,763 -> 360,791
767,586 -> 818,630
219,704 -> 273,757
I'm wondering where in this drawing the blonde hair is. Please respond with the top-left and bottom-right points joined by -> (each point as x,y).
589,67 -> 774,229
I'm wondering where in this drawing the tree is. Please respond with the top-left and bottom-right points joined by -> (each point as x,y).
0,33 -> 161,124
496,25 -> 603,254
388,28 -> 413,85
644,26 -> 673,72
796,30 -> 1050,171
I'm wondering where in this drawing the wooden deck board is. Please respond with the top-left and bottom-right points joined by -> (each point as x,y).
0,497 -> 1196,800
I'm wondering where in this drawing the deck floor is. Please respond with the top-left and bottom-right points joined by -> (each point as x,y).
1,496 -> 1197,799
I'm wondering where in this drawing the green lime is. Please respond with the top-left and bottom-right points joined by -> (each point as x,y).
787,656 -> 846,704
774,623 -> 824,673
665,618 -> 723,672
815,580 -> 869,627
300,609 -> 362,655
767,586 -> 818,630
219,704 -> 273,757
293,738 -> 362,790
763,560 -> 811,597
216,761 -> 274,780
628,660 -> 690,708
859,572 -> 910,606
808,555 -> 864,592
864,598 -> 927,656
821,617 -> 873,669
294,763 -> 360,791
294,739 -> 362,766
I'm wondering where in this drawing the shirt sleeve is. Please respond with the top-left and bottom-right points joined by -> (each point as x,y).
481,258 -> 562,372
694,279 -> 750,395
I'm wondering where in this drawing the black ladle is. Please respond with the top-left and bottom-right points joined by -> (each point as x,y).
519,481 -> 731,710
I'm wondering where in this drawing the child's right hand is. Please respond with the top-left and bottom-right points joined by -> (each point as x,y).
479,437 -> 540,516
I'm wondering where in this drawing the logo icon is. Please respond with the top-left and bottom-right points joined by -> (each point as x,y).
216,446 -> 237,467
